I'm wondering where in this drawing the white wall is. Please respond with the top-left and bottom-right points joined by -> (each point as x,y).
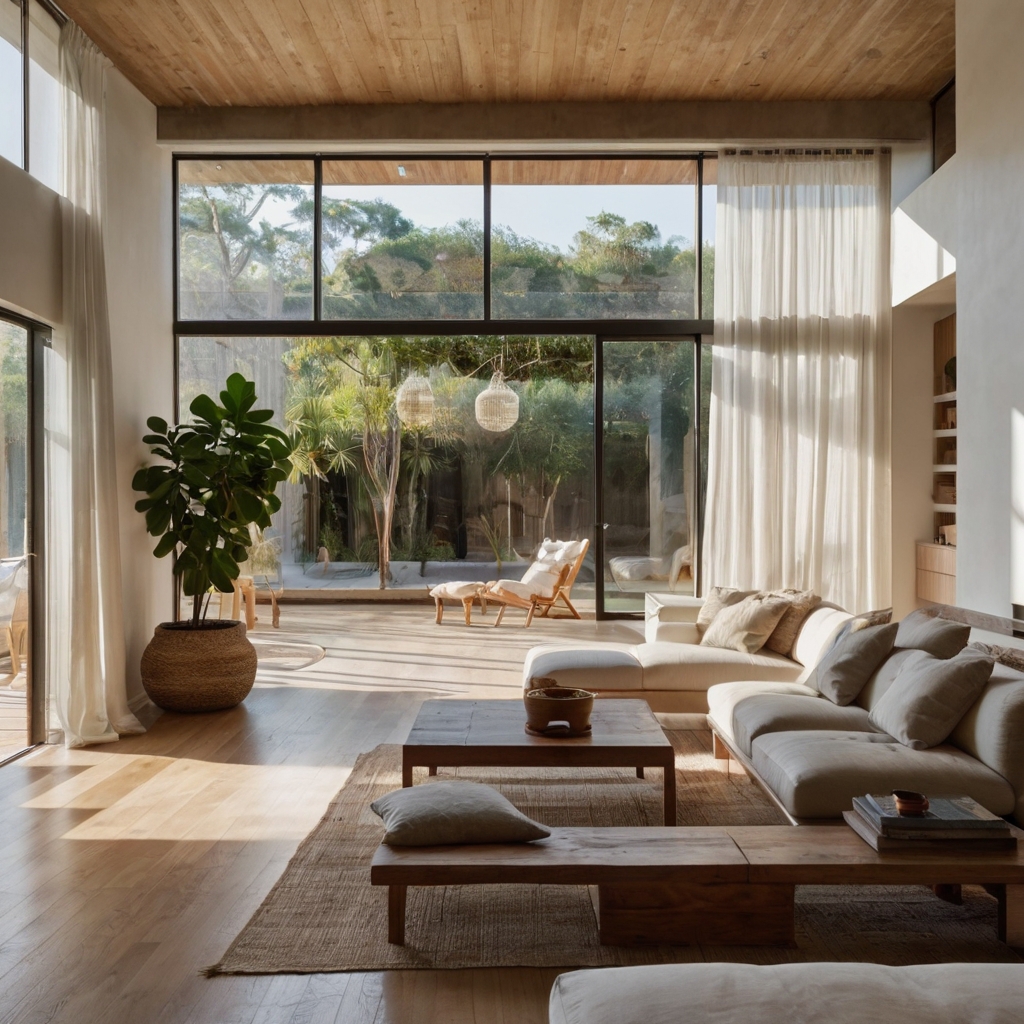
955,0 -> 1024,617
0,155 -> 61,324
103,68 -> 174,702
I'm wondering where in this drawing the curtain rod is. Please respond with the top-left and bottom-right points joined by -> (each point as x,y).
37,0 -> 68,26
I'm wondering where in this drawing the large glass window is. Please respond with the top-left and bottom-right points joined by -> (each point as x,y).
28,0 -> 59,192
0,0 -> 23,168
177,159 -> 315,320
491,160 -> 697,319
321,160 -> 484,320
178,335 -> 595,600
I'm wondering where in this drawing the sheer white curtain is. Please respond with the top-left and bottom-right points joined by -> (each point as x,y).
52,23 -> 143,747
702,150 -> 892,613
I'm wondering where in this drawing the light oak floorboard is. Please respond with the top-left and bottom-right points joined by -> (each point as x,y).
0,606 -> 643,1024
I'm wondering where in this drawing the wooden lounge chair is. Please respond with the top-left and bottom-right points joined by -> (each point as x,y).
481,538 -> 590,627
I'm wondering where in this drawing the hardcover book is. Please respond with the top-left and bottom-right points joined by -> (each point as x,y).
853,794 -> 1008,832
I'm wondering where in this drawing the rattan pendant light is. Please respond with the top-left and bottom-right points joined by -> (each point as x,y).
395,373 -> 435,428
475,370 -> 519,432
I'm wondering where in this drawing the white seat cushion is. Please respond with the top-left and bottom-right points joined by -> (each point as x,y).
751,730 -> 1016,819
523,644 -> 643,692
429,581 -> 482,600
488,572 -> 560,600
637,642 -> 803,693
549,962 -> 1024,1024
707,680 -> 822,744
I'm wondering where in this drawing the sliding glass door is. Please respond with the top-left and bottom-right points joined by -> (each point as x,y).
0,313 -> 38,760
597,338 -> 701,614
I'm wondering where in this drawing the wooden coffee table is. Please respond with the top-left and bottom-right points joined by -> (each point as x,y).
402,698 -> 677,825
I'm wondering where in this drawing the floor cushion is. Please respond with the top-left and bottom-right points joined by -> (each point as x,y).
429,581 -> 482,601
548,962 -> 1024,1024
750,729 -> 1016,819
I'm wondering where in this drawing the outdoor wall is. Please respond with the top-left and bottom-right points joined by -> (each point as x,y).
0,155 -> 61,324
104,68 -> 174,703
954,0 -> 1024,617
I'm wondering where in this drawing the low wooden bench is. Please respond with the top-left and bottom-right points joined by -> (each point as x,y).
370,824 -> 1024,948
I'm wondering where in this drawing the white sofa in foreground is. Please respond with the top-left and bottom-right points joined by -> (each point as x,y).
523,592 -> 851,712
549,962 -> 1024,1024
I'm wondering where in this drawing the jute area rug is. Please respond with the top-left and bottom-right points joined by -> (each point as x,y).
207,730 -> 1022,975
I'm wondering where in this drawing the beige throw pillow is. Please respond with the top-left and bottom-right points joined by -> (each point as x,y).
764,589 -> 821,657
696,587 -> 756,636
700,592 -> 791,654
370,781 -> 551,846
867,648 -> 995,750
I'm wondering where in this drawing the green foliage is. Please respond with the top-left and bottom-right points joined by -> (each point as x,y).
132,373 -> 294,627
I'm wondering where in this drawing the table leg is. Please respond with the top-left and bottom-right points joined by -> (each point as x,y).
402,757 -> 413,788
428,766 -> 438,776
998,884 -> 1024,947
388,885 -> 407,945
663,761 -> 676,826
636,767 -> 644,779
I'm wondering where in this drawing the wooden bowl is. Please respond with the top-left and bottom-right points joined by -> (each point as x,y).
524,684 -> 595,737
892,789 -> 930,817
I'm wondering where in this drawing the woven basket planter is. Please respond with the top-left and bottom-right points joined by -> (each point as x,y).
141,619 -> 257,713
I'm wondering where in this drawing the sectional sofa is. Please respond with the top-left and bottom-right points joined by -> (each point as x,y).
522,594 -> 1024,823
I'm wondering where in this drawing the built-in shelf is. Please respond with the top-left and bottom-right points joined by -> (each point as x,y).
933,464 -> 957,472
934,391 -> 957,403
934,428 -> 957,438
934,503 -> 957,513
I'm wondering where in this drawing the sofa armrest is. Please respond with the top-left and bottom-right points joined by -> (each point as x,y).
645,593 -> 703,643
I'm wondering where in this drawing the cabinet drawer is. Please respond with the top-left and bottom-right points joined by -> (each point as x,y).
916,542 -> 956,575
917,569 -> 956,604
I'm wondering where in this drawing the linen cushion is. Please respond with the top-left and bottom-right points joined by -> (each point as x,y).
700,592 -> 791,654
950,662 -> 1024,822
789,604 -> 853,671
750,730 -> 1015,819
764,590 -> 820,657
729,693 -> 875,757
523,643 -> 643,692
548,961 -> 1024,1024
868,648 -> 995,749
707,680 -> 822,745
845,607 -> 894,632
429,581 -> 482,601
896,607 -> 971,659
488,571 -> 560,600
811,622 -> 898,706
695,586 -> 755,636
370,781 -> 550,846
855,648 -> 919,711
638,642 -> 803,693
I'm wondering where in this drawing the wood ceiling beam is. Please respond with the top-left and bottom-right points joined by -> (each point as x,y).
158,99 -> 930,146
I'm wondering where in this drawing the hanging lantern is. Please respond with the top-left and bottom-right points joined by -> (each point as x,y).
475,370 -> 519,433
395,373 -> 434,428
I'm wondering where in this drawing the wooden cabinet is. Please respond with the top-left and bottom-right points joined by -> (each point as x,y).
917,542 -> 956,604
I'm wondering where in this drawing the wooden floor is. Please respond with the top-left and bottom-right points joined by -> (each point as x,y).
0,604 -> 646,1024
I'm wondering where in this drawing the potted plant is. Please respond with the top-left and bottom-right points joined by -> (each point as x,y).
133,374 -> 293,713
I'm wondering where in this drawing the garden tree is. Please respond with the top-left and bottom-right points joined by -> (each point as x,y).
178,183 -> 311,318
319,197 -> 414,254
0,324 -> 28,559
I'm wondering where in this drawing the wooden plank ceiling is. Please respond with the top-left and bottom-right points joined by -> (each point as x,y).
60,0 -> 954,109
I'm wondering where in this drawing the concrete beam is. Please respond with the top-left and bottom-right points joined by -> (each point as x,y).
158,100 -> 930,146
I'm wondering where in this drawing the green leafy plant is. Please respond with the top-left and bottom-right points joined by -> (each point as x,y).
132,373 -> 294,628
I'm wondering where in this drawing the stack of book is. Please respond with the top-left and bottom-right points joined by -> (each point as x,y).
843,794 -> 1017,852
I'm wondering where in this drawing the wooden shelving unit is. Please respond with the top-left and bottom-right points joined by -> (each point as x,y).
918,312 -> 957,604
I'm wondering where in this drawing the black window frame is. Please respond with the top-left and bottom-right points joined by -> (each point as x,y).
173,150 -> 716,615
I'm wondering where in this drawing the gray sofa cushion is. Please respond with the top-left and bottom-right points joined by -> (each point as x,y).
811,622 -> 898,705
730,694 -> 875,757
750,730 -> 1015,819
548,962 -> 1024,1024
951,662 -> 1024,822
856,648 -> 919,711
868,648 -> 995,749
896,608 -> 971,659
707,681 -> 821,745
